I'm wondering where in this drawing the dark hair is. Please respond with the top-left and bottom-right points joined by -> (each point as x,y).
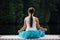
28,7 -> 35,27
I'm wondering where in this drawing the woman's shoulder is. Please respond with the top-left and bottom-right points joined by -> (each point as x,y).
34,16 -> 38,20
25,16 -> 29,18
24,16 -> 29,20
34,17 -> 39,21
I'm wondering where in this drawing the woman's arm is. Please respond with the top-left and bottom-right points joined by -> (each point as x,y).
35,17 -> 47,31
18,18 -> 26,32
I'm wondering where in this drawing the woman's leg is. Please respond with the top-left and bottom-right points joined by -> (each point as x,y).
18,31 -> 31,38
18,30 -> 45,38
38,30 -> 45,37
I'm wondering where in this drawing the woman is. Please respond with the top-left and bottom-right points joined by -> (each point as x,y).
18,7 -> 47,39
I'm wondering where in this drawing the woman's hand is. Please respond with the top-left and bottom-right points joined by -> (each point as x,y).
43,28 -> 47,31
18,30 -> 22,33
